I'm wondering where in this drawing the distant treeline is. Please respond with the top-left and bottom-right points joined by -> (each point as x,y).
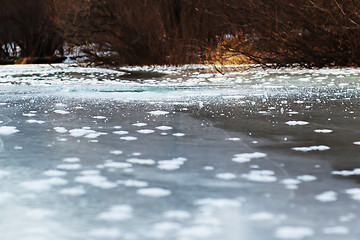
1,0 -> 360,67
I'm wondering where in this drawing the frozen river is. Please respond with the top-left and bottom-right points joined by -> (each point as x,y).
1,64 -> 360,240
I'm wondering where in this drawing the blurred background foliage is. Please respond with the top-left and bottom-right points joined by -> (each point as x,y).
1,0 -> 360,67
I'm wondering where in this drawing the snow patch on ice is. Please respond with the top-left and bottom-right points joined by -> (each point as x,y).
215,173 -> 237,180
275,226 -> 314,239
60,186 -> 86,196
148,110 -> 169,115
127,158 -> 155,165
314,129 -> 333,133
120,136 -> 137,141
137,129 -> 155,134
242,170 -> 277,182
98,205 -> 133,221
315,191 -> 337,202
54,110 -> 70,115
0,126 -> 19,135
155,126 -> 173,131
285,121 -> 309,126
232,152 -> 267,163
292,145 -> 330,152
137,188 -> 171,197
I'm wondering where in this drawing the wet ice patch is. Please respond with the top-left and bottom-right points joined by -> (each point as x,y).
314,129 -> 333,133
0,126 -> 19,135
292,145 -> 330,152
137,188 -> 171,197
148,110 -> 169,115
275,226 -> 314,239
232,152 -> 267,163
315,191 -> 337,202
242,170 -> 277,182
98,205 -> 133,221
285,121 -> 309,126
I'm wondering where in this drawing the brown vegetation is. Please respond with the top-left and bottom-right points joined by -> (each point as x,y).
1,0 -> 360,67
